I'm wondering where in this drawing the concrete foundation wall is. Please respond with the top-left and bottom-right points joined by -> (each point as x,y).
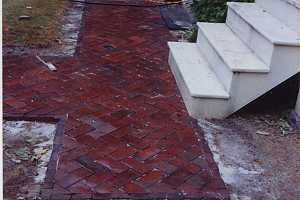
296,1 -> 300,117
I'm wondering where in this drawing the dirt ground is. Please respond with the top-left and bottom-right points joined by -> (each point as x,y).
199,111 -> 300,200
3,121 -> 56,200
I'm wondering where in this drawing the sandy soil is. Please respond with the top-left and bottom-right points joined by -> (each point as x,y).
199,111 -> 300,200
3,121 -> 56,200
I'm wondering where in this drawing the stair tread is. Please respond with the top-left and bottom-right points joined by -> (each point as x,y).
168,42 -> 229,99
197,22 -> 269,73
228,2 -> 300,46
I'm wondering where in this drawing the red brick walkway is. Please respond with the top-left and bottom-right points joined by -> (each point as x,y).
3,3 -> 228,200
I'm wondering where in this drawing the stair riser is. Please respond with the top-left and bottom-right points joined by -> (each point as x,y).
168,52 -> 230,119
196,28 -> 233,92
226,6 -> 275,65
229,45 -> 300,114
256,0 -> 299,32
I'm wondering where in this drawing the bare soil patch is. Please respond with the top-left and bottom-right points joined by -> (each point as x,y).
199,112 -> 300,199
3,121 -> 57,200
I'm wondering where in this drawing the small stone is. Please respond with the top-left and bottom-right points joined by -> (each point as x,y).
12,158 -> 22,164
19,15 -> 31,20
256,130 -> 270,136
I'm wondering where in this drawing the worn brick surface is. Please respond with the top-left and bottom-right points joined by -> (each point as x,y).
3,1 -> 229,199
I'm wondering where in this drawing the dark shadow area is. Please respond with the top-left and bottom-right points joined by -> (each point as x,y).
235,73 -> 300,115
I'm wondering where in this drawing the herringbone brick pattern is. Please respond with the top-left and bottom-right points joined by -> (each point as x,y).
3,3 -> 229,200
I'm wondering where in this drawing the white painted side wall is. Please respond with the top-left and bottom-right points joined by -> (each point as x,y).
294,0 -> 300,117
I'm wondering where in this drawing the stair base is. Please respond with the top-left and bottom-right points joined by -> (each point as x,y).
168,49 -> 230,119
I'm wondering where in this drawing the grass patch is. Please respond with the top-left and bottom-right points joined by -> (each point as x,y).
3,0 -> 70,48
187,0 -> 254,42
191,0 -> 254,23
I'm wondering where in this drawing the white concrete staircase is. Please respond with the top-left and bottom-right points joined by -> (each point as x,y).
168,0 -> 300,119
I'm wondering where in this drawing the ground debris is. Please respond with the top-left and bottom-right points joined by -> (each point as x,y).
18,15 -> 31,20
26,135 -> 49,145
262,118 -> 276,126
4,150 -> 22,164
12,158 -> 22,164
258,114 -> 295,136
15,147 -> 31,161
256,130 -> 270,136
278,118 -> 294,136
31,147 -> 50,161
36,55 -> 57,71
198,118 -> 226,134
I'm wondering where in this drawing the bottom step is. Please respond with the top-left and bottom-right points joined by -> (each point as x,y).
168,42 -> 230,119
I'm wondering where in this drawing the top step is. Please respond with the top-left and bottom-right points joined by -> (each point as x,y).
227,2 -> 300,46
256,0 -> 299,31
284,0 -> 300,8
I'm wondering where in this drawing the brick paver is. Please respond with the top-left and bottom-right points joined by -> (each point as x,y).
3,2 -> 229,199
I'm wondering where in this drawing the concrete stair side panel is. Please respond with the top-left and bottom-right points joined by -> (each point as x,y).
229,45 -> 300,113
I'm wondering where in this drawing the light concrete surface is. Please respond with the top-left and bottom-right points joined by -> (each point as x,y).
227,2 -> 299,46
196,24 -> 233,92
168,43 -> 230,119
197,22 -> 269,73
256,0 -> 299,31
284,0 -> 300,8
226,4 -> 274,65
229,45 -> 299,113
168,42 -> 229,99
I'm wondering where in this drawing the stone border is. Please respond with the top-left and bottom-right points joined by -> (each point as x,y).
46,192 -> 227,200
3,114 -> 66,199
3,2 -> 85,57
